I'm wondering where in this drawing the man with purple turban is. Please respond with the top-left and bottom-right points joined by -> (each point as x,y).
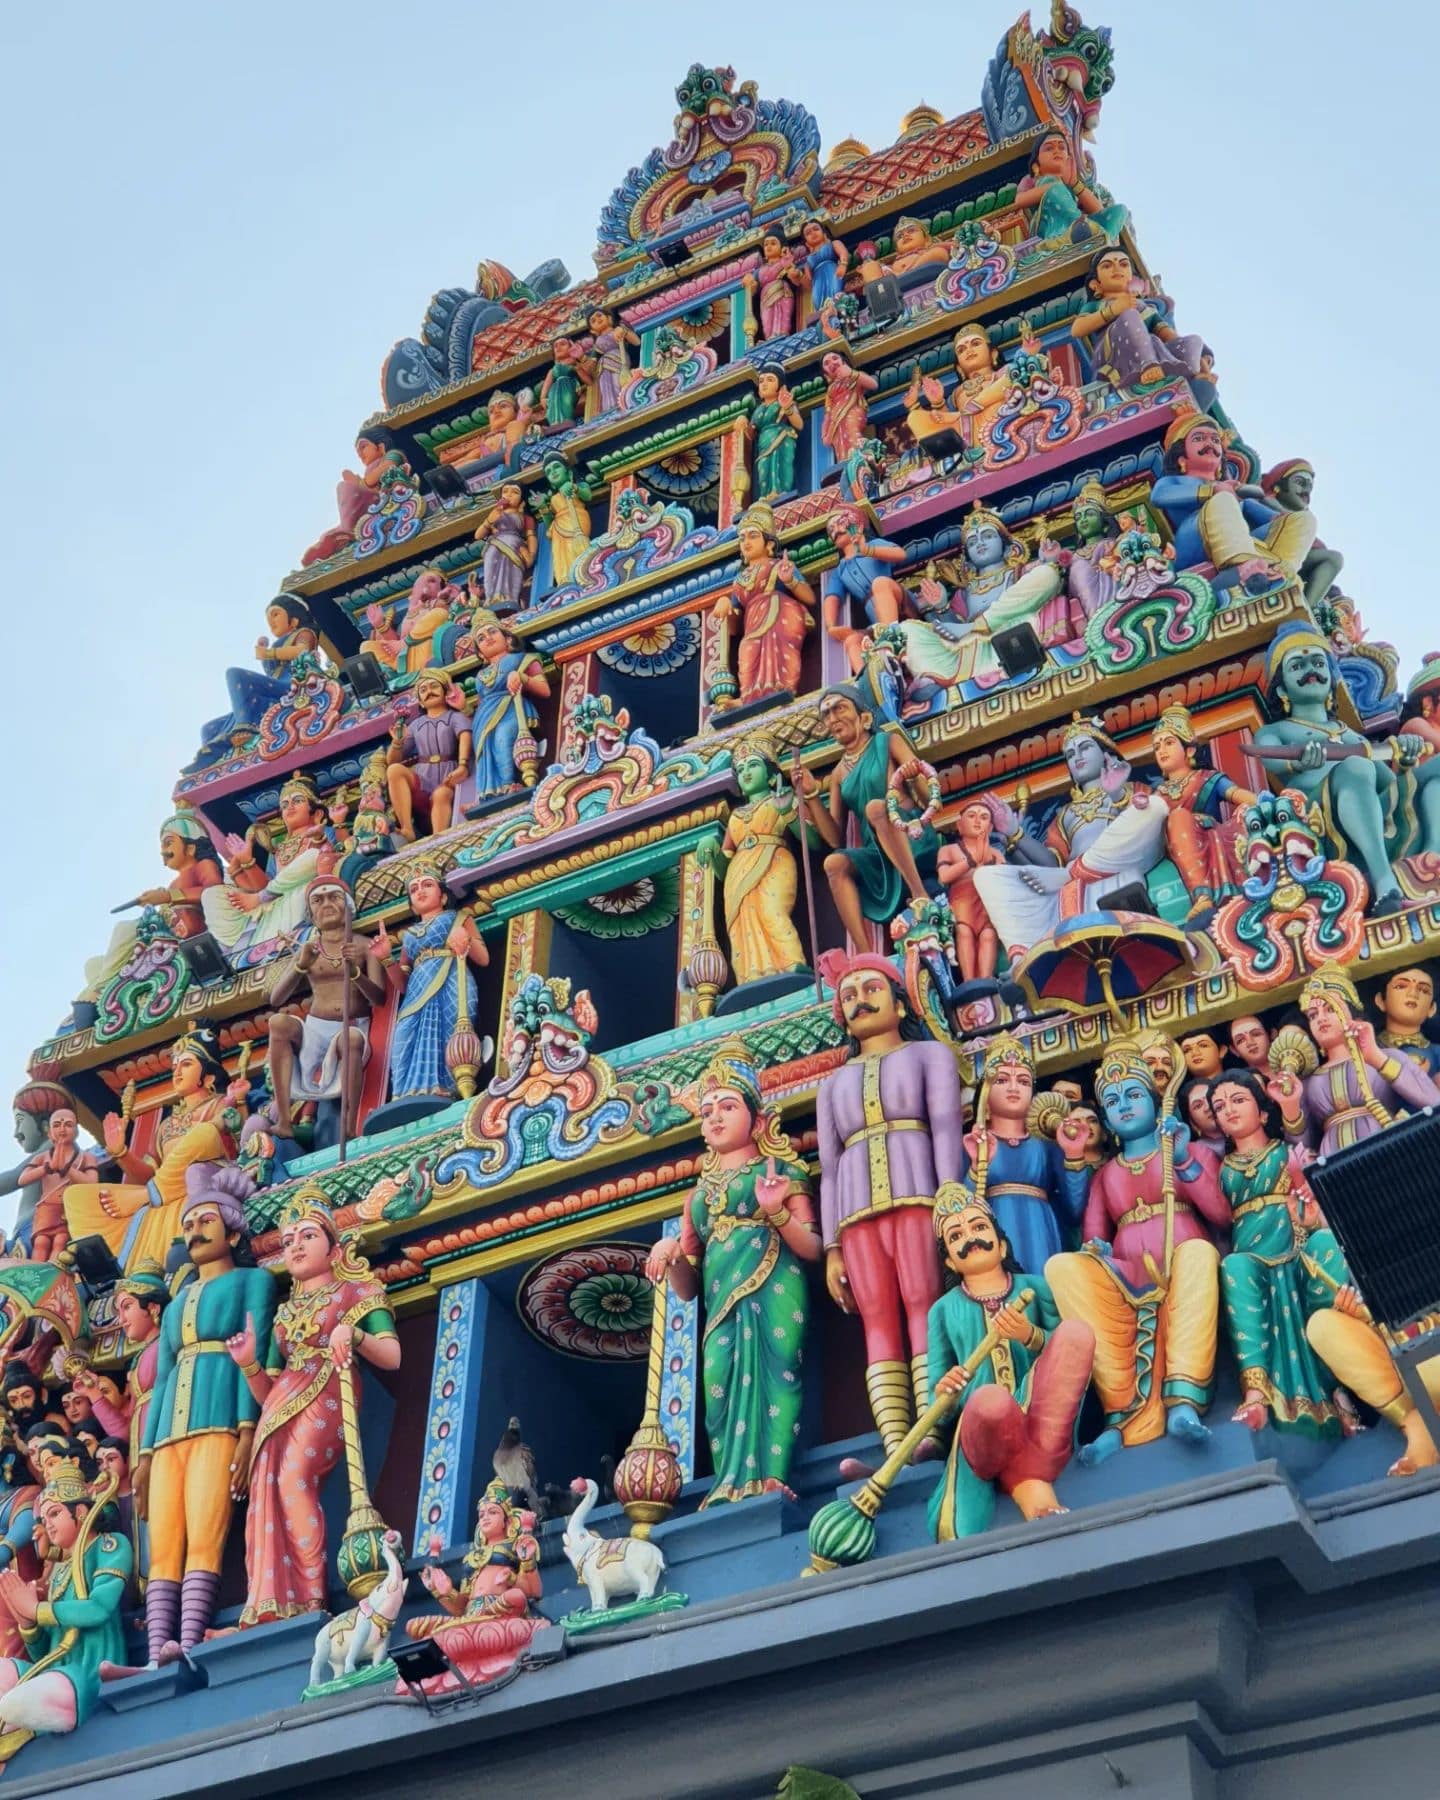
133,1163 -> 276,1665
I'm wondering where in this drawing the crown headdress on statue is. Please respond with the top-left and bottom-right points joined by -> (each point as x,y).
114,1257 -> 171,1308
697,1039 -> 764,1114
1156,703 -> 1198,746
1095,1036 -> 1155,1097
1061,710 -> 1122,758
278,772 -> 324,809
404,853 -> 447,888
979,1032 -> 1034,1083
41,1457 -> 90,1508
932,1181 -> 991,1240
1300,962 -> 1361,1015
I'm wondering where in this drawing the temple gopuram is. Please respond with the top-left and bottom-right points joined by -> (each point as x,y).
7,11 -> 1440,1797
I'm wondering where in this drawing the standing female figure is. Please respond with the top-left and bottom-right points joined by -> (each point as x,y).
229,1186 -> 399,1624
646,1044 -> 819,1505
372,865 -> 490,1102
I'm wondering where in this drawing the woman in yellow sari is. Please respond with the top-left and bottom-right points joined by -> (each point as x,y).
63,1028 -> 242,1275
699,734 -> 811,991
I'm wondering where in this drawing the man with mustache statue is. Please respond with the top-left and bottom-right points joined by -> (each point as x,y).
926,1189 -> 1094,1540
817,955 -> 967,1474
1253,621 -> 1440,915
133,1163 -> 276,1665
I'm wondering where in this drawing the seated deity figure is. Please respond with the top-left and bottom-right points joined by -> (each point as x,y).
884,214 -> 952,281
386,671 -> 473,842
360,567 -> 461,676
1150,413 -> 1315,597
1046,1036 -> 1228,1463
83,809 -> 224,999
821,505 -> 908,675
301,430 -> 408,566
1260,460 -> 1343,609
904,325 -> 1012,461
925,1189 -> 1095,1541
203,775 -> 340,966
972,715 -> 1170,961
192,596 -> 322,760
1253,621 -> 1440,914
1071,247 -> 1213,394
1014,130 -> 1128,246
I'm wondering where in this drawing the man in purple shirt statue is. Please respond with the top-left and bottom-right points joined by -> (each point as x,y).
385,670 -> 472,841
817,954 -> 968,1474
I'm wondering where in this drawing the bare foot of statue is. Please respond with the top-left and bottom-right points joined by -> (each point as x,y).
1231,1395 -> 1268,1431
1078,1427 -> 1122,1467
837,1455 -> 877,1482
910,1437 -> 942,1465
1166,1403 -> 1211,1445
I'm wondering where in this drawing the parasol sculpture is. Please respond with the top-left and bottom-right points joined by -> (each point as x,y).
1015,909 -> 1194,1032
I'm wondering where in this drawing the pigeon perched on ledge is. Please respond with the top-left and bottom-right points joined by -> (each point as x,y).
493,1415 -> 542,1516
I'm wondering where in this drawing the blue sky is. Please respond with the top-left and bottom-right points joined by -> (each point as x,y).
2,0 -> 1434,1138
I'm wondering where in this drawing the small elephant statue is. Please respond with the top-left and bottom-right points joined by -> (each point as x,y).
309,1528 -> 408,1687
562,1476 -> 666,1612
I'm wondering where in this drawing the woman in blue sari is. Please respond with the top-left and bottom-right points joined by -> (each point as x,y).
373,863 -> 489,1100
800,218 -> 849,323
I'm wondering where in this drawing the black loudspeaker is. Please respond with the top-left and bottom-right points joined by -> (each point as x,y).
1305,1109 -> 1440,1329
341,653 -> 390,702
70,1235 -> 125,1294
423,464 -> 467,502
654,239 -> 690,268
1092,881 -> 1151,915
177,932 -> 231,986
863,275 -> 903,324
991,623 -> 1046,679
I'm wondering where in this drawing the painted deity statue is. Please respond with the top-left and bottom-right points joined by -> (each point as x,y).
1035,480 -> 1123,625
713,501 -> 815,709
539,334 -> 585,426
205,774 -> 340,966
0,1443 -> 40,1668
580,307 -> 640,415
1401,655 -> 1440,756
301,430 -> 408,567
1254,621 -> 1440,912
267,878 -> 387,1145
1209,1071 -> 1352,1438
821,504 -> 908,676
407,1481 -> 546,1693
198,595 -> 322,755
88,1262 -> 169,1585
936,799 -> 1008,982
1307,1286 -> 1440,1478
229,1185 -> 398,1626
62,1028 -> 244,1276
84,808 -> 224,999
464,610 -> 549,800
14,1107 -> 95,1264
697,733 -> 808,990
1071,247 -> 1213,394
1013,129 -> 1128,245
1149,703 -> 1254,926
1373,964 -> 1440,1077
0,1071 -> 72,1257
386,670 -> 473,842
1151,414 -> 1315,597
973,715 -> 1170,960
537,457 -> 594,589
904,324 -> 1012,461
796,686 -> 939,948
819,353 -> 877,465
360,568 -> 460,677
473,389 -> 536,468
748,364 -> 804,502
926,1192 -> 1094,1540
958,1034 -> 1093,1274
473,482 -> 538,611
1270,964 -> 1440,1158
885,214 -> 952,280
815,956 -> 966,1468
0,1457 -> 130,1764
799,217 -> 849,326
1046,1037 -> 1228,1462
371,863 -> 489,1104
646,1044 -> 819,1506
1261,459 -> 1343,609
136,1164 -> 277,1663
745,232 -> 805,341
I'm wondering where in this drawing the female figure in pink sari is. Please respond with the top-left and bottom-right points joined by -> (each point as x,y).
228,1186 -> 399,1626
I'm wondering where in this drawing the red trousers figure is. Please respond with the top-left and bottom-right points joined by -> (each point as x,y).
959,1319 -> 1094,1498
840,1207 -> 943,1451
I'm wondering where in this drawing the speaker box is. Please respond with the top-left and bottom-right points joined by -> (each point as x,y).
1306,1108 -> 1440,1329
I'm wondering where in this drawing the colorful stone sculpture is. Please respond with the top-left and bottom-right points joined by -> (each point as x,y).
698,732 -> 809,991
712,501 -> 815,710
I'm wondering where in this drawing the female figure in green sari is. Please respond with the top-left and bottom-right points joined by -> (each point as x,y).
1210,1071 -> 1351,1438
748,364 -> 804,501
645,1043 -> 819,1506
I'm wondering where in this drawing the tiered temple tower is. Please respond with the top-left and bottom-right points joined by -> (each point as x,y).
9,13 -> 1440,1798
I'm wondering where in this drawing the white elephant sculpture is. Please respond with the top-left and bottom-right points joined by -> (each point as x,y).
563,1476 -> 666,1611
309,1528 -> 408,1687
